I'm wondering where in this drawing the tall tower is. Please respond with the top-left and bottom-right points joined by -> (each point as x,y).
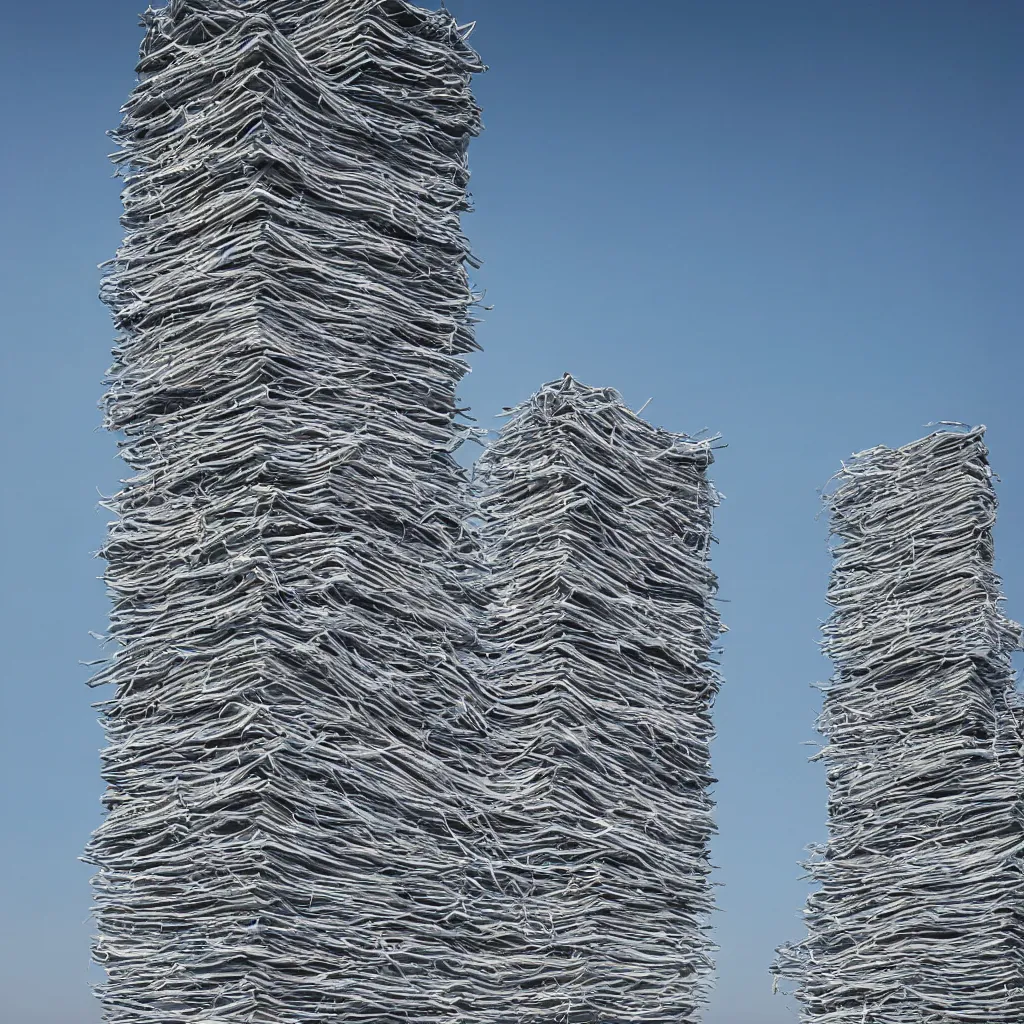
87,3 -> 489,1021
774,427 -> 1024,1022
476,376 -> 722,1022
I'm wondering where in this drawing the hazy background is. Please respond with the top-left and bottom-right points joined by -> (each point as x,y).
1,1 -> 1021,1021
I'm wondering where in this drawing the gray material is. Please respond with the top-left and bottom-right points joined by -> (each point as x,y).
475,375 -> 722,1023
86,2 -> 491,1021
773,427 -> 1024,1022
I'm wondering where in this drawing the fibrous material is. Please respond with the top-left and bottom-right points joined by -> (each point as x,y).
773,427 -> 1024,1022
475,375 -> 722,1023
86,2 -> 492,1021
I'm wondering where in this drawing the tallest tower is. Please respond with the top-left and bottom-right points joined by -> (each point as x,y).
88,3 -> 489,1021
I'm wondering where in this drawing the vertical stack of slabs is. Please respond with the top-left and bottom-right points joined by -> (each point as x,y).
476,375 -> 722,1023
87,2 -> 495,1022
774,427 -> 1024,1023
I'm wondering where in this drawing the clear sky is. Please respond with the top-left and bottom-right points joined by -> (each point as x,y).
1,2 -> 1021,1022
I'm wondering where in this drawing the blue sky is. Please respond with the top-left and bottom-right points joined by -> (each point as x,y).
1,2 -> 1021,1021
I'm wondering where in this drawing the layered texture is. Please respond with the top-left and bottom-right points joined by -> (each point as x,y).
476,376 -> 722,1023
774,427 -> 1024,1022
86,3 -> 492,1022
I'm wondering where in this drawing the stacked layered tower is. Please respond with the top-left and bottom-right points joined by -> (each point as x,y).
476,376 -> 722,1023
774,427 -> 1024,1022
87,2 -> 496,1022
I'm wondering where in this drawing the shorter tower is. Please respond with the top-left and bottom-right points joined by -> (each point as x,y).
477,375 -> 722,1022
774,426 -> 1024,1022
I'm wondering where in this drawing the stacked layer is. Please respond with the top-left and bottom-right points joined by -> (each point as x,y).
774,427 -> 1024,1022
86,3 -> 493,1022
476,376 -> 722,1023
